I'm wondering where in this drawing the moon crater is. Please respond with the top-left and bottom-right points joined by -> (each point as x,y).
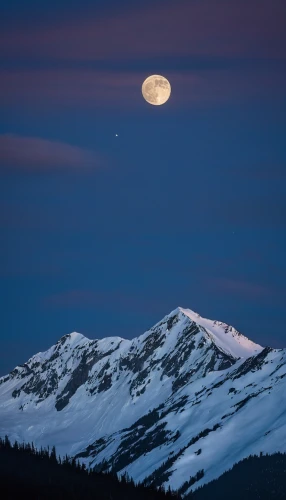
142,75 -> 171,106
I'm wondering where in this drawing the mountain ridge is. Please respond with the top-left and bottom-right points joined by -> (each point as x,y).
25,306 -> 261,367
0,306 -> 285,496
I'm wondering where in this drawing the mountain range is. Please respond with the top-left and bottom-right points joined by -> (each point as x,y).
1,307 -> 285,496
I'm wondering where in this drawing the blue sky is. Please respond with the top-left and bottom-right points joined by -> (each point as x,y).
0,0 -> 285,375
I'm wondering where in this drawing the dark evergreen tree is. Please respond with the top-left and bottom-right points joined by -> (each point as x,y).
0,436 -> 179,500
187,452 -> 286,500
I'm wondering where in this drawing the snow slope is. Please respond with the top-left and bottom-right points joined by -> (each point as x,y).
0,307 -> 285,496
178,307 -> 262,358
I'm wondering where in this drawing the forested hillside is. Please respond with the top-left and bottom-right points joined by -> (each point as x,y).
187,452 -> 286,499
0,436 -> 179,499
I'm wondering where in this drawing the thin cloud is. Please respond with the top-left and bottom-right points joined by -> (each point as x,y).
0,70 -> 146,108
208,277 -> 277,301
230,163 -> 286,180
0,134 -> 101,170
0,1 -> 285,110
43,289 -> 168,316
0,66 -> 284,111
1,0 -> 285,61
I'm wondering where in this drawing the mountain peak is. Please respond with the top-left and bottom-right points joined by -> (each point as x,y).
58,331 -> 88,345
68,331 -> 86,341
0,305 -> 284,495
178,306 -> 263,359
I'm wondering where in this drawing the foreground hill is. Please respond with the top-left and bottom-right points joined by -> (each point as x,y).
187,452 -> 286,500
1,307 -> 286,494
0,436 -> 178,500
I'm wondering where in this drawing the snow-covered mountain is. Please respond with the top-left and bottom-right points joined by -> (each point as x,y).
1,307 -> 286,496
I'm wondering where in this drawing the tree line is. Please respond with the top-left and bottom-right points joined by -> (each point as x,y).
187,451 -> 286,499
0,435 -> 180,499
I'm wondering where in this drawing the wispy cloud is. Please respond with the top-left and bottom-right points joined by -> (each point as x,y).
1,0 -> 285,61
0,69 -> 147,108
43,288 -> 168,316
0,66 -> 284,110
208,277 -> 278,301
0,134 -> 101,170
0,0 -> 285,110
230,163 -> 286,180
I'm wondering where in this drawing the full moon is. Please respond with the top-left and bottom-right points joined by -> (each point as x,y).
142,75 -> 171,106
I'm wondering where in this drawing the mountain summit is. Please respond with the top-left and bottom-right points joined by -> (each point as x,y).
0,307 -> 285,496
174,307 -> 262,358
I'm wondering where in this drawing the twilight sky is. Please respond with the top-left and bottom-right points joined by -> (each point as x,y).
0,0 -> 286,375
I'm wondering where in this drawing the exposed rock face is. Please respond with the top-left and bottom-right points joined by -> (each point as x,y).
1,307 -> 285,496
